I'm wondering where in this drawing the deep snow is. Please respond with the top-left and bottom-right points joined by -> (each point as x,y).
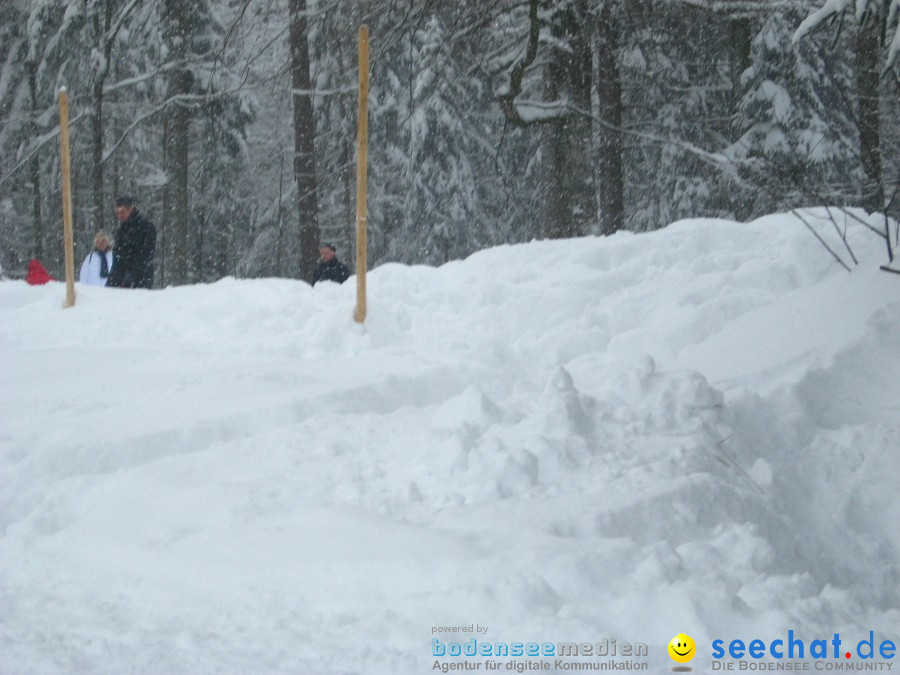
1,209 -> 898,674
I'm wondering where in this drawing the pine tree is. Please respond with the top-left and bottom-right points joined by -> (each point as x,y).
731,8 -> 858,216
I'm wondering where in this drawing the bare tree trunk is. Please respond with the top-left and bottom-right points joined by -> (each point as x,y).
543,1 -> 594,239
543,117 -> 569,239
729,11 -> 753,220
168,91 -> 190,283
197,210 -> 205,281
596,2 -> 625,236
497,0 -> 592,239
90,0 -> 114,236
163,0 -> 191,284
856,14 -> 883,214
27,59 -> 43,261
289,0 -> 320,281
729,16 -> 752,128
112,60 -> 121,204
159,115 -> 168,287
91,82 -> 104,231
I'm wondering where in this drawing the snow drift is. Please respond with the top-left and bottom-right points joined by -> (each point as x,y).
1,209 -> 898,673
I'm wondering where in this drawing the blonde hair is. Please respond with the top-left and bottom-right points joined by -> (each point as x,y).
94,231 -> 110,248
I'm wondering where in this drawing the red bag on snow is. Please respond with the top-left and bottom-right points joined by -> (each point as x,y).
26,260 -> 56,285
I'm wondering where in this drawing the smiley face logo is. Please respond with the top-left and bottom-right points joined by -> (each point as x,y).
668,634 -> 696,663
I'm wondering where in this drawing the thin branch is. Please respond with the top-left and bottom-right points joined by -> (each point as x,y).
290,86 -> 356,98
102,64 -> 253,164
0,111 -> 88,189
105,0 -> 144,47
882,176 -> 900,262
103,62 -> 179,95
719,126 -> 890,242
101,102 -> 167,163
823,206 -> 860,266
498,0 -> 550,128
792,208 -> 853,272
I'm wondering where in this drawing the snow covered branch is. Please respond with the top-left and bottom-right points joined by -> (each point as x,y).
794,0 -> 900,69
497,0 -> 560,128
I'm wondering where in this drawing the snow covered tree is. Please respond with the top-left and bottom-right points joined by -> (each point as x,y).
0,2 -> 34,270
308,3 -> 359,262
595,0 -> 625,235
2,0 -> 85,272
312,0 -> 507,265
160,0 -> 193,284
289,0 -> 320,281
148,0 -> 256,285
1,1 -> 895,278
729,7 -> 859,216
83,0 -> 143,233
192,79 -> 255,282
373,13 -> 494,263
794,0 -> 900,215
621,2 -> 734,230
795,0 -> 900,70
543,0 -> 596,239
492,0 -> 596,240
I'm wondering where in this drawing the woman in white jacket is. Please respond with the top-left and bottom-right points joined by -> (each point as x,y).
79,231 -> 114,286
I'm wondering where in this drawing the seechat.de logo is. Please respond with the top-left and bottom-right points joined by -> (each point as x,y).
710,630 -> 897,666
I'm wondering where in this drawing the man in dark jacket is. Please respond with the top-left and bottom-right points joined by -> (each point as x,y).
107,196 -> 156,289
312,242 -> 350,286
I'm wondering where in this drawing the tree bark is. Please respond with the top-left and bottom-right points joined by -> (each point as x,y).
856,14 -> 883,214
496,0 -> 594,239
90,0 -> 115,235
159,116 -> 168,287
91,80 -> 104,232
729,16 -> 752,131
163,0 -> 192,285
289,0 -> 320,281
552,0 -> 594,239
596,2 -> 625,236
26,59 -> 42,261
729,12 -> 753,220
534,1 -> 595,239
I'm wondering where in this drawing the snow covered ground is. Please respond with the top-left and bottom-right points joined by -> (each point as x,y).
1,209 -> 898,674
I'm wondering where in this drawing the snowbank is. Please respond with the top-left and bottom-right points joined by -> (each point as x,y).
1,210 -> 897,673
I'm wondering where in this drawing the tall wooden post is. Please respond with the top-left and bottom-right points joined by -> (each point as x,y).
353,25 -> 369,324
59,87 -> 76,308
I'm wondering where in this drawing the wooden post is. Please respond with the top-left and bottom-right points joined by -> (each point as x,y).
59,87 -> 76,308
353,25 -> 369,324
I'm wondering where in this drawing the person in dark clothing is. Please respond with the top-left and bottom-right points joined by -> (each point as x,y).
312,242 -> 350,286
107,196 -> 156,289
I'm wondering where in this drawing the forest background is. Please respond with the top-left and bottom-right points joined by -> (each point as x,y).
0,0 -> 898,286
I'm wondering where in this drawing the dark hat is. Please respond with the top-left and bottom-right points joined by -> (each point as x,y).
115,196 -> 136,207
319,242 -> 336,252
